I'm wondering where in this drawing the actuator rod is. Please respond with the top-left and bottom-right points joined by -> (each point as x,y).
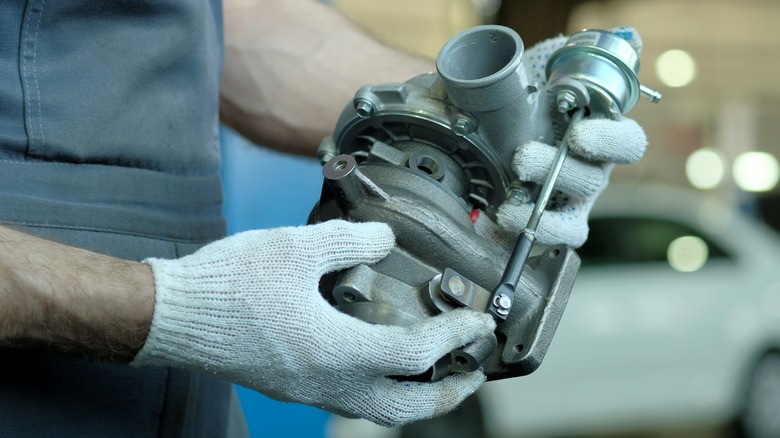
487,108 -> 587,320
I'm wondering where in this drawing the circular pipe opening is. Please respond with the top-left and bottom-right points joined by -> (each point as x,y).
415,155 -> 440,176
437,25 -> 523,83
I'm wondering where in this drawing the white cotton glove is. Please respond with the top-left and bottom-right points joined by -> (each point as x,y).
484,26 -> 648,248
131,220 -> 496,427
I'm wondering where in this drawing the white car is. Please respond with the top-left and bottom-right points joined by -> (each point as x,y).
477,183 -> 780,438
328,184 -> 780,438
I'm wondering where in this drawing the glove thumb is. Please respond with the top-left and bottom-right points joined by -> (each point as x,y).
302,220 -> 396,276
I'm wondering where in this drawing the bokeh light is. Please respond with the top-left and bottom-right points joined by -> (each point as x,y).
655,49 -> 696,88
686,148 -> 727,189
733,151 -> 780,192
667,235 -> 709,272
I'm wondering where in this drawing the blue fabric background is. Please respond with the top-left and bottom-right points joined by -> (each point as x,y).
220,126 -> 332,437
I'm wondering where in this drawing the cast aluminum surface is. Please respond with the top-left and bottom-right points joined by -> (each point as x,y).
308,25 -> 655,380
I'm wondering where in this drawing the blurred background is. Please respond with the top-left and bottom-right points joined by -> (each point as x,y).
221,0 -> 780,436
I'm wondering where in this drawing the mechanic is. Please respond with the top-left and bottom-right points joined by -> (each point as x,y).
0,0 -> 647,436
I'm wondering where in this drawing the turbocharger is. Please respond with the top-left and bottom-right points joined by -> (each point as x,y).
309,25 -> 658,381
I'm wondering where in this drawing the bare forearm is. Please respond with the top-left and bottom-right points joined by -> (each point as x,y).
0,226 -> 155,361
220,0 -> 433,156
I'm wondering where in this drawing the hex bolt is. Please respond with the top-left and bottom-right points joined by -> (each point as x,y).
354,99 -> 375,118
556,90 -> 578,114
447,275 -> 466,297
493,293 -> 512,316
506,187 -> 530,205
452,117 -> 474,136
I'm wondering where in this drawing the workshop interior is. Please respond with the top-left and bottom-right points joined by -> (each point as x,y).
220,0 -> 780,437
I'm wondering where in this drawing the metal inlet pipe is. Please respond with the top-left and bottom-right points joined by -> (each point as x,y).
435,25 -> 553,178
436,25 -> 528,113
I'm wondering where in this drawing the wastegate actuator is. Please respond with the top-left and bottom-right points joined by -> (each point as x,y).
309,25 -> 660,381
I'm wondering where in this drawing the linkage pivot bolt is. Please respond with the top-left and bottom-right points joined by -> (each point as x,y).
447,275 -> 467,297
493,293 -> 512,316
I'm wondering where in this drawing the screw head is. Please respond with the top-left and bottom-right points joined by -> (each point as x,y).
452,118 -> 474,136
492,294 -> 512,317
506,188 -> 530,205
493,294 -> 512,311
498,294 -> 512,310
354,99 -> 375,118
447,275 -> 466,297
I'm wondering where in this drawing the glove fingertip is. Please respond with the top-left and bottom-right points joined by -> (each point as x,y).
307,220 -> 396,277
430,371 -> 487,418
511,141 -> 556,181
535,212 -> 590,248
454,308 -> 497,331
496,202 -> 532,234
621,118 -> 649,163
568,118 -> 647,164
370,370 -> 487,426
372,309 -> 496,376
427,309 -> 497,345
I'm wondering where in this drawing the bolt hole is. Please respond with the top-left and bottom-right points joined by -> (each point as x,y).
415,156 -> 439,176
333,160 -> 349,172
550,249 -> 561,258
454,355 -> 469,366
342,292 -> 356,302
513,344 -> 525,354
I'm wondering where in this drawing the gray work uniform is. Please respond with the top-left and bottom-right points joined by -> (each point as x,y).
0,1 -> 247,436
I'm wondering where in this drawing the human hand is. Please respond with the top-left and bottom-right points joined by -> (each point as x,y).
481,27 -> 648,248
132,220 -> 496,426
